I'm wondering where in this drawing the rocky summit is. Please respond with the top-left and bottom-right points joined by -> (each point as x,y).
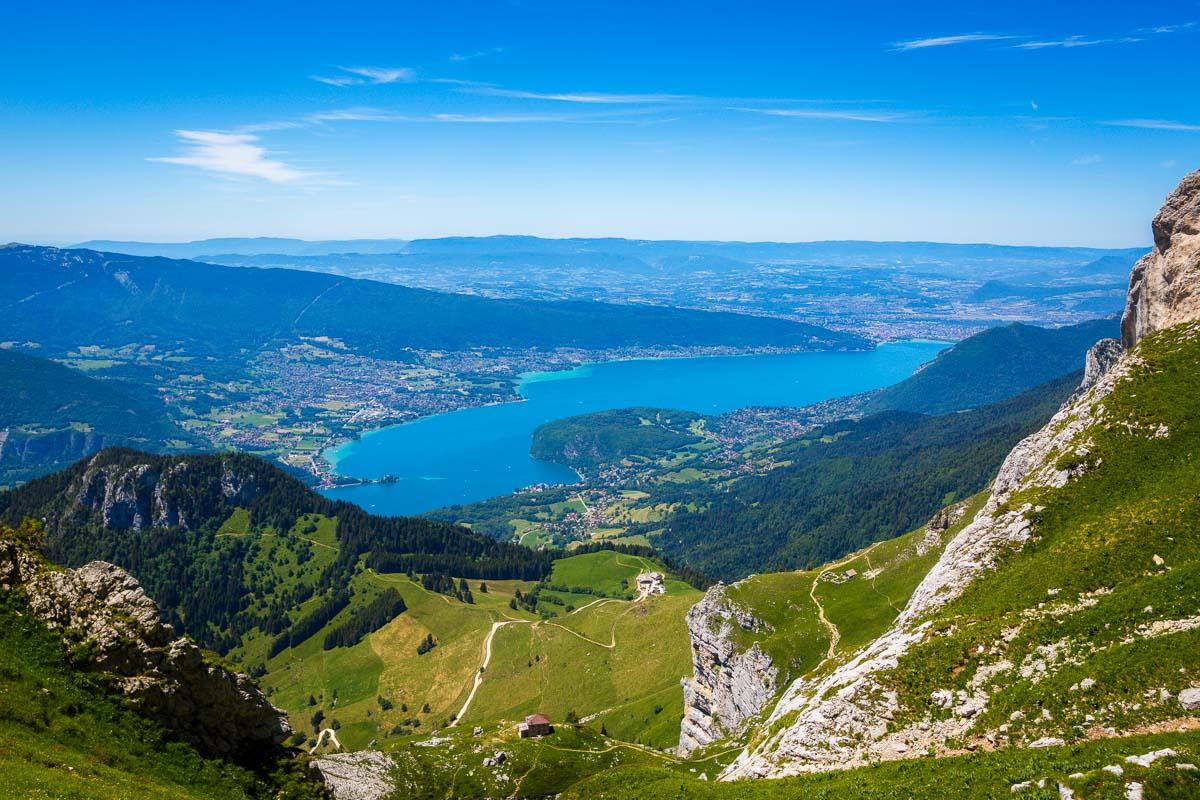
0,527 -> 291,759
1122,168 -> 1200,348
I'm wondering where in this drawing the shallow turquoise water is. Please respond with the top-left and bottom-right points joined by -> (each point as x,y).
320,341 -> 948,516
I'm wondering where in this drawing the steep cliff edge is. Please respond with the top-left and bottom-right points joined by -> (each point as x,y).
0,522 -> 291,759
678,586 -> 780,755
1122,169 -> 1200,347
724,169 -> 1200,780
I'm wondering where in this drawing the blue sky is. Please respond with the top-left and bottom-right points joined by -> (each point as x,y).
2,1 -> 1198,246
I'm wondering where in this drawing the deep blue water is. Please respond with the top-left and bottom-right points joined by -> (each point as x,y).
320,341 -> 948,516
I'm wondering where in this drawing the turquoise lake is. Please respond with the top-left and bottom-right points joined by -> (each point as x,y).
320,340 -> 948,516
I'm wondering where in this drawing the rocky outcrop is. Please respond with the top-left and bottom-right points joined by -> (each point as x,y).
1079,338 -> 1123,393
67,452 -> 265,532
312,751 -> 399,800
1122,169 -> 1200,348
723,168 -> 1200,780
0,530 -> 290,759
678,584 -> 780,755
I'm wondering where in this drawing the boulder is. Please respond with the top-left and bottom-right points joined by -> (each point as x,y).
1178,687 -> 1200,711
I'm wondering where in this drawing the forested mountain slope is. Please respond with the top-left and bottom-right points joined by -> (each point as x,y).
0,448 -> 551,653
864,316 -> 1118,415
0,348 -> 192,485
657,372 -> 1079,580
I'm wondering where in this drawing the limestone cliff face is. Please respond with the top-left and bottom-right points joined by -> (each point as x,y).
723,168 -> 1200,780
1122,168 -> 1200,348
0,530 -> 291,759
67,452 -> 264,531
678,583 -> 779,755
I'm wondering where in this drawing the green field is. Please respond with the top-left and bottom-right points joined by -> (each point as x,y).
254,547 -> 699,752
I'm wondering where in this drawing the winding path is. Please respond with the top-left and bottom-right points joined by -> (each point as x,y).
809,540 -> 888,660
450,588 -> 646,725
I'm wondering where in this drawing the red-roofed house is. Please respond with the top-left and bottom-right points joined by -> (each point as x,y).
518,713 -> 553,738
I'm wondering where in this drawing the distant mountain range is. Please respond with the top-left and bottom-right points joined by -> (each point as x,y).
73,237 -> 411,258
72,235 -> 1147,279
0,244 -> 866,358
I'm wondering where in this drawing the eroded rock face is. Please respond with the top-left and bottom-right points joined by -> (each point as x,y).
1079,338 -> 1123,394
312,751 -> 399,800
0,533 -> 290,759
66,453 -> 266,533
1122,169 -> 1200,348
678,584 -> 779,755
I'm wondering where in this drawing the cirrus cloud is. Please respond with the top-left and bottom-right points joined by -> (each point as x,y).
891,33 -> 1022,51
312,65 -> 416,86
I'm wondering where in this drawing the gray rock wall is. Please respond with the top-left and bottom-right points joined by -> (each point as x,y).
678,584 -> 779,755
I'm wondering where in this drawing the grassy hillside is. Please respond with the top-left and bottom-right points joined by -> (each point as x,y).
0,348 -> 192,485
258,549 -> 700,752
0,581 -> 319,800
882,322 -> 1200,747
371,721 -> 676,799
864,317 -> 1117,415
464,551 -> 702,749
658,372 -> 1080,580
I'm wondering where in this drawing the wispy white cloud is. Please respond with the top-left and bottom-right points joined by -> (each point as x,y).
1014,35 -> 1141,50
895,21 -> 1195,53
311,66 -> 416,86
892,33 -> 1022,51
148,130 -> 315,183
732,107 -> 911,123
305,107 -> 406,124
467,86 -> 694,104
1105,118 -> 1200,132
1071,154 -> 1104,166
312,75 -> 361,87
449,47 -> 504,62
429,111 -> 647,124
1138,21 -> 1197,34
342,66 -> 415,83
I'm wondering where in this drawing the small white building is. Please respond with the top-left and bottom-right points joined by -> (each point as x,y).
636,571 -> 666,597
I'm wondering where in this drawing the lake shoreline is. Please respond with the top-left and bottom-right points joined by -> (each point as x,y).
318,340 -> 950,512
317,341 -> 921,486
